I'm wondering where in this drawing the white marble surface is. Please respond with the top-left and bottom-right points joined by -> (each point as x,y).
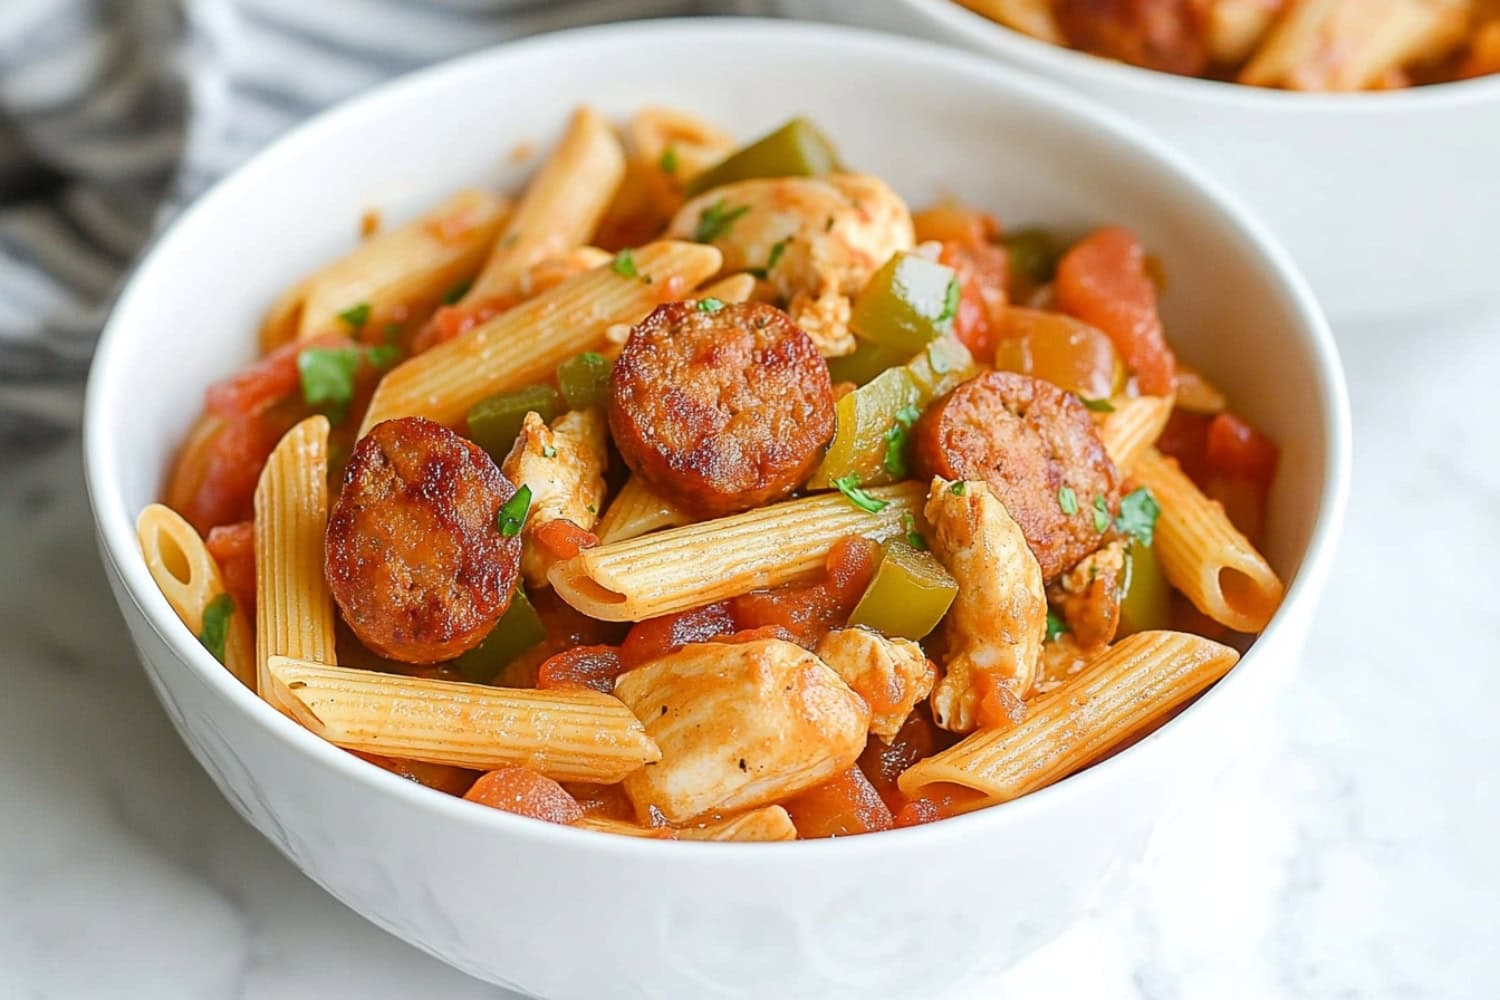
3,302 -> 1499,999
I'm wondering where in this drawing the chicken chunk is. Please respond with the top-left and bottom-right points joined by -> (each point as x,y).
666,174 -> 915,356
501,408 -> 608,589
923,478 -> 1047,732
816,627 -> 936,740
1048,539 -> 1128,654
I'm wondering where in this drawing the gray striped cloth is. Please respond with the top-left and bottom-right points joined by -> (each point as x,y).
0,0 -> 770,456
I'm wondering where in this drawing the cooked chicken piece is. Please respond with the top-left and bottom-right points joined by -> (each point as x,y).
816,627 -> 937,740
1048,539 -> 1128,654
501,408 -> 608,589
517,246 -> 613,299
666,174 -> 915,356
1031,633 -> 1094,696
1240,0 -> 1470,90
923,478 -> 1047,733
1206,0 -> 1286,64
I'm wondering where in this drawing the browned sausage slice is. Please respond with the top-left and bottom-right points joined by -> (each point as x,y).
326,416 -> 521,663
608,301 -> 835,518
913,371 -> 1121,580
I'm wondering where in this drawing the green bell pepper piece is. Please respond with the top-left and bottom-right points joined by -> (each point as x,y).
1117,540 -> 1171,637
849,252 -> 960,354
848,540 -> 958,641
556,351 -> 612,410
685,117 -> 840,196
466,384 -> 561,462
451,586 -> 546,684
1002,228 -> 1059,296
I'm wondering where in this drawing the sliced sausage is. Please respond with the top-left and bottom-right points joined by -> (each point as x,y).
608,301 -> 835,518
326,416 -> 521,663
913,372 -> 1121,580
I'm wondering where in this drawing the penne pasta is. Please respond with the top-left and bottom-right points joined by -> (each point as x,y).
594,475 -> 692,545
953,0 -> 1063,42
602,271 -> 756,357
464,107 -> 626,304
136,503 -> 255,690
254,416 -> 337,711
572,816 -> 678,839
1132,448 -> 1284,633
358,240 -> 721,435
1099,394 -> 1175,473
898,631 -> 1240,810
260,189 -> 510,351
548,482 -> 925,621
269,657 -> 660,783
677,806 -> 799,843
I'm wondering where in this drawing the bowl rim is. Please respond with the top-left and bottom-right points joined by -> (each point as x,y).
83,16 -> 1350,859
902,0 -> 1500,111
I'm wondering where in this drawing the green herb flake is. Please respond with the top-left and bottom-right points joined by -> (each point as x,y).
611,249 -> 640,279
903,512 -> 927,551
365,343 -> 400,369
949,480 -> 966,496
1058,485 -> 1078,516
383,323 -> 402,340
1081,396 -> 1116,413
750,239 -> 788,279
937,277 -> 960,327
882,404 -> 922,478
1114,487 -> 1161,547
542,444 -> 557,459
338,302 -> 371,330
297,346 -> 362,421
442,280 -> 472,305
693,200 -> 750,243
1092,495 -> 1111,533
696,297 -> 725,313
1045,609 -> 1069,643
833,474 -> 889,514
659,144 -> 679,175
199,593 -> 234,664
497,484 -> 533,538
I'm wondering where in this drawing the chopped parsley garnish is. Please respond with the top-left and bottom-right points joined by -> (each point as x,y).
442,280 -> 472,305
198,593 -> 234,663
1045,609 -> 1069,643
903,512 -> 927,551
497,484 -> 533,537
1058,485 -> 1078,516
824,215 -> 836,233
696,297 -> 725,313
749,239 -> 788,279
693,200 -> 750,243
949,480 -> 966,496
937,277 -> 960,327
542,444 -> 557,459
882,403 -> 921,478
611,249 -> 640,279
1114,487 -> 1160,547
659,144 -> 678,175
365,343 -> 400,369
383,322 -> 403,340
1081,396 -> 1115,413
1092,495 -> 1111,533
338,302 -> 371,330
833,474 -> 888,514
297,345 -> 362,422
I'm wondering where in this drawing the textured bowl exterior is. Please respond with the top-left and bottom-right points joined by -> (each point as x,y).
84,21 -> 1348,999
781,0 -> 1500,321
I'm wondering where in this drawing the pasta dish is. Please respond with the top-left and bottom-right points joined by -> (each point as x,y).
954,0 -> 1500,89
137,107 -> 1286,840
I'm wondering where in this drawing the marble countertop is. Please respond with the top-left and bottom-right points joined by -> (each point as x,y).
3,303 -> 1498,999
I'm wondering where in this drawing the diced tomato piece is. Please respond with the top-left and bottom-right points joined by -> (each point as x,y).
619,602 -> 737,668
411,297 -> 512,354
858,709 -> 950,812
178,410 -> 290,534
1205,412 -> 1278,487
891,784 -> 979,828
782,767 -> 894,838
533,519 -> 599,560
1155,408 -> 1212,480
1055,227 -> 1175,396
205,333 -> 351,417
205,521 -> 256,620
729,535 -> 880,647
536,644 -> 626,694
939,240 -> 1008,364
463,766 -> 583,824
893,797 -> 942,828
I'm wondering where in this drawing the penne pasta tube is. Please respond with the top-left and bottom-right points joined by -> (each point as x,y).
1132,448 -> 1284,633
594,475 -> 692,545
572,816 -> 678,839
358,240 -> 721,435
1099,394 -> 1174,474
254,416 -> 337,712
677,806 -> 798,843
269,657 -> 660,783
464,107 -> 626,304
260,189 -> 510,351
549,482 -> 925,621
136,503 -> 255,690
953,0 -> 1063,42
602,271 -> 756,357
898,630 -> 1239,810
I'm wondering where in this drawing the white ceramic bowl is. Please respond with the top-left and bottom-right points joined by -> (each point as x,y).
777,0 -> 1500,321
84,20 -> 1349,999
